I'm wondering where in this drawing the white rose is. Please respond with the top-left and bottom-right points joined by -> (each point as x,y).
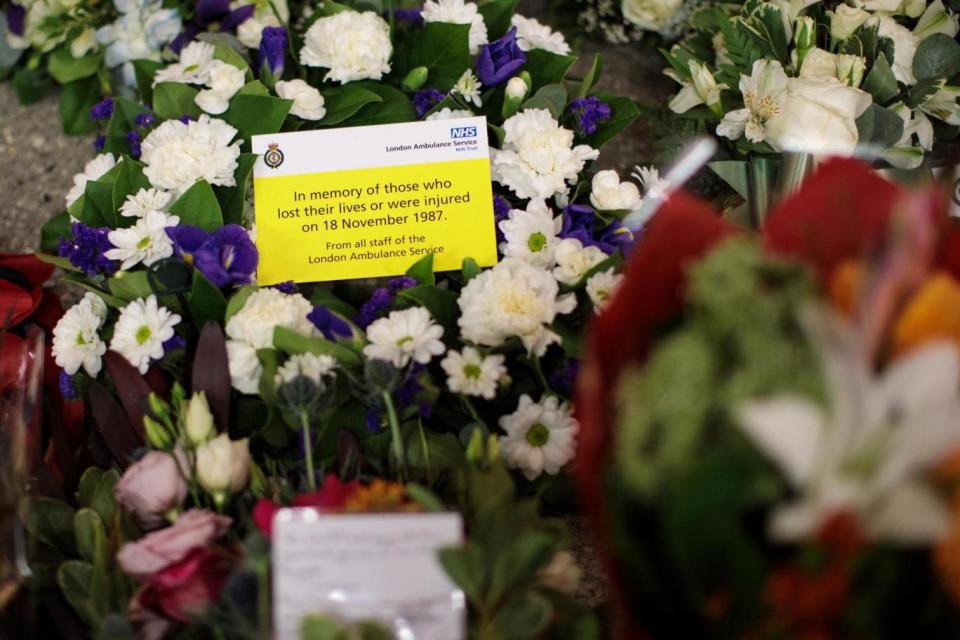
620,0 -> 684,32
827,5 -> 870,41
765,78 -> 873,155
300,11 -> 392,83
590,170 -> 642,211
195,434 -> 250,500
275,79 -> 327,121
876,16 -> 919,85
799,48 -> 866,87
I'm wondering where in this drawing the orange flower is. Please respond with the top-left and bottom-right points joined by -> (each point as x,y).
344,479 -> 420,513
828,260 -> 862,318
892,272 -> 960,358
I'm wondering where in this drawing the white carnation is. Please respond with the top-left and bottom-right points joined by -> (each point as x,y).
275,79 -> 327,121
363,307 -> 446,368
552,238 -> 607,285
422,0 -> 488,55
492,109 -> 599,200
195,60 -> 246,115
499,199 -> 562,268
140,114 -> 241,196
52,293 -> 109,377
300,11 -> 392,83
876,15 -> 919,85
66,153 -> 117,207
510,15 -> 570,55
458,258 -> 577,356
499,394 -> 578,480
590,170 -> 641,211
110,295 -> 181,374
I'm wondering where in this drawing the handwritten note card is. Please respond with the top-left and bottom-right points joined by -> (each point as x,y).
272,510 -> 465,640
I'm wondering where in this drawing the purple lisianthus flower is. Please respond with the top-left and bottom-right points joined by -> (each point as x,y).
166,225 -> 209,264
126,130 -> 142,159
192,225 -> 259,287
271,281 -> 297,294
307,305 -> 352,341
476,28 -> 526,86
597,221 -> 636,255
177,115 -> 194,124
170,0 -> 256,53
134,112 -> 156,129
162,335 -> 187,353
395,364 -> 432,418
413,89 -> 445,119
6,4 -> 25,36
365,408 -> 382,433
258,26 -> 287,77
389,7 -> 423,25
93,135 -> 106,152
568,96 -> 612,136
493,194 -> 511,245
90,97 -> 114,121
59,223 -> 117,277
58,371 -> 80,401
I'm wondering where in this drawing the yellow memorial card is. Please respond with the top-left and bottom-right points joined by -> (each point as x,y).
251,116 -> 497,285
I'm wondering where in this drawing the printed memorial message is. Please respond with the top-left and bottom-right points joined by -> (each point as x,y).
252,117 -> 497,285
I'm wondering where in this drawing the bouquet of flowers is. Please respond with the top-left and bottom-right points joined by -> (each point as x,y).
655,0 -> 960,215
561,0 -> 691,45
576,158 -> 960,638
16,0 -> 646,636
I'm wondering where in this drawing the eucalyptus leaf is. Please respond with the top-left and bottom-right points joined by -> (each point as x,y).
913,33 -> 960,82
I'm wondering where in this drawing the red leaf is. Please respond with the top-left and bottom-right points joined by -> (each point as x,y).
191,322 -> 230,434
88,382 -> 142,468
104,351 -> 151,442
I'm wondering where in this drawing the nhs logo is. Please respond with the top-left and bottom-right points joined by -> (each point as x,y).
450,126 -> 477,138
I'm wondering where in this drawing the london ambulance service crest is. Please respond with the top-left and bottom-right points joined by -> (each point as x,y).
264,143 -> 284,169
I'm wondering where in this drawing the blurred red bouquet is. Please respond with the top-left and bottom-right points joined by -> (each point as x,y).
576,160 -> 960,639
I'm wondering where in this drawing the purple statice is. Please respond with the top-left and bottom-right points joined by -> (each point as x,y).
162,335 -> 187,353
93,135 -> 106,152
134,112 -> 156,129
5,4 -> 25,37
271,281 -> 297,294
307,305 -> 352,341
258,26 -> 287,77
493,194 -> 511,245
169,0 -> 255,53
390,7 -> 423,24
89,97 -> 114,121
476,28 -> 526,86
178,115 -> 194,124
166,225 -> 209,264
413,89 -> 445,119
192,225 -> 259,287
548,360 -> 580,397
58,371 -> 80,401
567,97 -> 611,137
356,277 -> 417,328
58,223 -> 117,277
126,130 -> 142,159
388,276 -> 417,294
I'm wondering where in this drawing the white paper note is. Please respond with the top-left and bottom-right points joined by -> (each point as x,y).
272,510 -> 465,640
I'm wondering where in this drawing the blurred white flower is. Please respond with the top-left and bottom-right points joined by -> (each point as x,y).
552,238 -> 607,285
668,59 -> 726,115
511,14 -> 570,54
425,107 -> 474,120
441,347 -> 506,400
195,434 -> 251,500
96,0 -> 181,86
154,40 -> 215,85
275,352 -> 338,386
590,170 -> 642,211
194,60 -> 246,115
452,70 -> 483,107
586,268 -> 623,313
66,153 -> 117,207
620,0 -> 685,33
499,394 -> 578,480
120,187 -> 172,218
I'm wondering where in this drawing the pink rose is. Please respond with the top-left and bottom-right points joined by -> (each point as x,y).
115,451 -> 189,529
131,547 -> 234,626
117,509 -> 232,581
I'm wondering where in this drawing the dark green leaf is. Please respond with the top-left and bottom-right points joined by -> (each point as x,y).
907,77 -> 945,108
12,67 -> 52,104
439,544 -> 486,603
521,83 -> 568,119
58,561 -> 100,629
273,326 -> 361,367
108,271 -> 153,302
111,159 -> 151,219
490,592 -> 554,638
343,82 -> 417,125
41,211 -> 72,254
462,257 -> 481,282
222,94 -> 292,139
25,498 -> 76,554
863,53 -> 899,104
576,54 -> 603,99
405,253 -> 435,284
319,85 -> 383,126
89,469 -> 119,526
218,152 -> 257,226
913,33 -> 960,82
153,82 -> 201,121
59,76 -> 101,134
489,532 -> 557,604
397,285 -> 459,336
477,0 -> 518,39
398,22 -> 471,90
48,46 -> 103,84
190,270 -> 228,328
76,468 -> 105,509
310,287 -> 358,319
102,98 -> 149,157
169,179 -> 224,231
225,285 -> 257,322
73,508 -> 107,564
522,49 -> 578,94
856,103 -> 905,149
133,59 -> 164,105
583,94 -> 640,148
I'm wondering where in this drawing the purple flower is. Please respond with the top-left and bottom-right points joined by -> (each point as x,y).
170,0 -> 256,53
166,225 -> 209,264
162,335 -> 187,353
395,364 -> 432,418
558,204 -> 629,254
134,112 -> 156,129
90,97 -> 114,121
567,96 -> 611,136
59,371 -> 80,401
59,223 -> 117,277
548,360 -> 579,396
388,276 -> 417,293
413,89 -> 445,119
192,225 -> 259,288
475,28 -> 526,86
93,135 -> 106,152
597,222 -> 636,255
307,305 -> 352,341
365,409 -> 382,433
126,130 -> 142,159
356,287 -> 394,329
177,115 -> 194,124
6,4 -> 25,36
258,26 -> 287,77
389,7 -> 423,25
271,281 -> 297,294
493,194 -> 511,245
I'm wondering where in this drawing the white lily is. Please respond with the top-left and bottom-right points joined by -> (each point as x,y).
717,59 -> 788,144
914,0 -> 960,40
667,60 -> 727,116
919,83 -> 960,126
882,102 -> 934,169
737,307 -> 960,544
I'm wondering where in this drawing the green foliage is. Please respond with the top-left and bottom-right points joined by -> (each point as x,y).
522,49 -> 578,94
477,0 -> 518,39
153,81 -> 202,120
169,179 -> 224,231
863,54 -> 899,105
319,85 -> 383,126
394,22 -> 471,91
913,33 -> 960,83
583,93 -> 641,149
522,83 -> 568,119
191,270 -> 228,328
48,46 -> 103,84
222,94 -> 292,140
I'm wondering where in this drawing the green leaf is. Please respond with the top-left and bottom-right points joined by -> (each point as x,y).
76,468 -> 105,509
59,76 -> 101,135
222,94 -> 291,140
576,54 -> 603,99
584,94 -> 640,148
111,159 -> 151,219
26,498 -> 76,554
61,274 -> 128,308
405,253 -> 435,284
708,160 -> 750,199
133,59 -> 164,105
48,46 -> 103,84
213,41 -> 252,77
342,82 -> 418,126
12,67 -> 52,104
397,285 -> 459,336
169,180 -> 224,231
190,270 -> 228,328
108,271 -> 153,303
863,53 -> 899,104
34,252 -> 80,273
462,257 -> 481,282
405,483 -> 445,511
488,532 -> 557,604
477,0 -> 518,39
319,85 -> 383,126
89,469 -> 119,526
225,285 -> 257,322
102,98 -> 149,157
73,508 -> 107,564
218,152 -> 257,226
40,211 -> 72,254
857,103 -> 905,149
490,592 -> 554,638
80,163 -> 124,228
399,22 -> 471,90
521,83 -> 568,119
439,543 -> 487,603
237,80 -> 270,97
273,326 -> 361,367
913,33 -> 960,82
153,82 -> 201,121
908,77 -> 945,108
522,49 -> 578,94
58,561 -> 101,629
310,287 -> 358,319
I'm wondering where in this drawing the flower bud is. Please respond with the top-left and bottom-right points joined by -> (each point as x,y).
148,392 -> 172,426
688,60 -> 723,117
195,434 -> 251,502
185,392 -> 215,446
144,415 -> 174,450
836,54 -> 866,88
793,16 -> 816,67
402,66 -> 429,92
502,76 -> 529,119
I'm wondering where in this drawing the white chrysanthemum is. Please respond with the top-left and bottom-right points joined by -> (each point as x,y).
492,109 -> 599,200
275,79 -> 327,121
110,295 -> 182,374
66,153 -> 117,206
499,394 -> 578,480
140,114 -> 241,196
275,352 -> 338,386
154,41 -> 216,85
225,289 -> 317,393
363,307 -> 446,368
511,15 -> 571,54
422,0 -> 488,55
552,238 -> 607,285
120,187 -> 172,218
195,60 -> 246,115
425,108 -> 474,121
590,170 -> 641,211
441,347 -> 506,400
458,258 -> 577,356
585,268 -> 623,313
452,70 -> 482,107
499,199 -> 562,268
52,293 -> 109,377
299,11 -> 392,83
104,210 -> 180,270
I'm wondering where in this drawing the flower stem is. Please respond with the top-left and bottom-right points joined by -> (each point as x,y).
531,356 -> 551,393
299,409 -> 317,491
462,396 -> 488,430
382,390 -> 406,480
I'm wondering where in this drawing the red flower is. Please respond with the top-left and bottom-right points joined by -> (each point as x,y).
940,221 -> 960,281
132,546 -> 234,625
252,474 -> 361,539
